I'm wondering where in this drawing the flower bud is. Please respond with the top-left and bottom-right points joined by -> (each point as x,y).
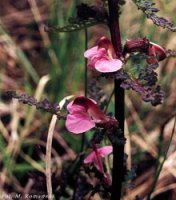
123,38 -> 150,54
147,42 -> 166,64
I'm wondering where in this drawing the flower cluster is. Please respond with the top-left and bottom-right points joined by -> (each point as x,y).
84,37 -> 166,74
65,96 -> 116,177
64,36 -> 167,179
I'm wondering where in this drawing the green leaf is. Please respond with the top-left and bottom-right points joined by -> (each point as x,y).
0,135 -> 13,174
13,162 -> 45,173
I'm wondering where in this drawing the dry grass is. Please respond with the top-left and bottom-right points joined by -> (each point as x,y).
0,0 -> 176,199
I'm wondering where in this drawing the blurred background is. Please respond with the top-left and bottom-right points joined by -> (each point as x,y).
0,0 -> 176,199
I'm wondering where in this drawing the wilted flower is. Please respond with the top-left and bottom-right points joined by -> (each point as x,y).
84,36 -> 123,73
84,145 -> 112,174
65,96 -> 110,134
84,145 -> 113,186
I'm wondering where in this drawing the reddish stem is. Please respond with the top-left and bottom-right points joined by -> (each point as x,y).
108,1 -> 125,200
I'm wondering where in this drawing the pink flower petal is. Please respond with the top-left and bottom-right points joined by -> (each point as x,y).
71,96 -> 97,109
84,146 -> 113,173
98,37 -> 112,50
87,103 -> 108,122
67,102 -> 72,112
84,146 -> 112,163
150,42 -> 166,60
67,103 -> 85,114
85,48 -> 107,69
66,112 -> 95,134
84,46 -> 98,58
95,59 -> 123,73
73,96 -> 107,122
147,42 -> 166,64
65,96 -> 108,134
98,146 -> 113,157
84,37 -> 122,73
98,37 -> 117,58
67,97 -> 96,113
84,151 -> 95,164
84,150 -> 103,172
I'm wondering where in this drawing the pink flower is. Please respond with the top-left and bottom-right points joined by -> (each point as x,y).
84,36 -> 123,73
84,145 -> 113,174
146,42 -> 166,64
65,96 -> 109,134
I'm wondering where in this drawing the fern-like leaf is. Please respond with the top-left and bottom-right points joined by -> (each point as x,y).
44,18 -> 106,33
133,0 -> 176,32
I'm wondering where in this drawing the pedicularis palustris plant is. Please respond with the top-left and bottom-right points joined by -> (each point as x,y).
7,0 -> 176,199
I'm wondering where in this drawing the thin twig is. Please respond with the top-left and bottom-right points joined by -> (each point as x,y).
0,118 -> 9,141
104,88 -> 114,113
0,21 -> 39,83
46,97 -> 72,198
147,116 -> 176,200
46,114 -> 57,200
152,183 -> 176,199
125,120 -> 131,170
28,0 -> 60,70
80,28 -> 88,152
22,179 -> 34,199
84,28 -> 88,97
125,95 -> 148,139
20,151 -> 45,173
156,111 -> 176,171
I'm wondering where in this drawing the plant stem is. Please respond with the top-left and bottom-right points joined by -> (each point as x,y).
81,28 -> 88,152
104,88 -> 115,113
46,114 -> 57,200
84,28 -> 88,97
108,1 -> 125,200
